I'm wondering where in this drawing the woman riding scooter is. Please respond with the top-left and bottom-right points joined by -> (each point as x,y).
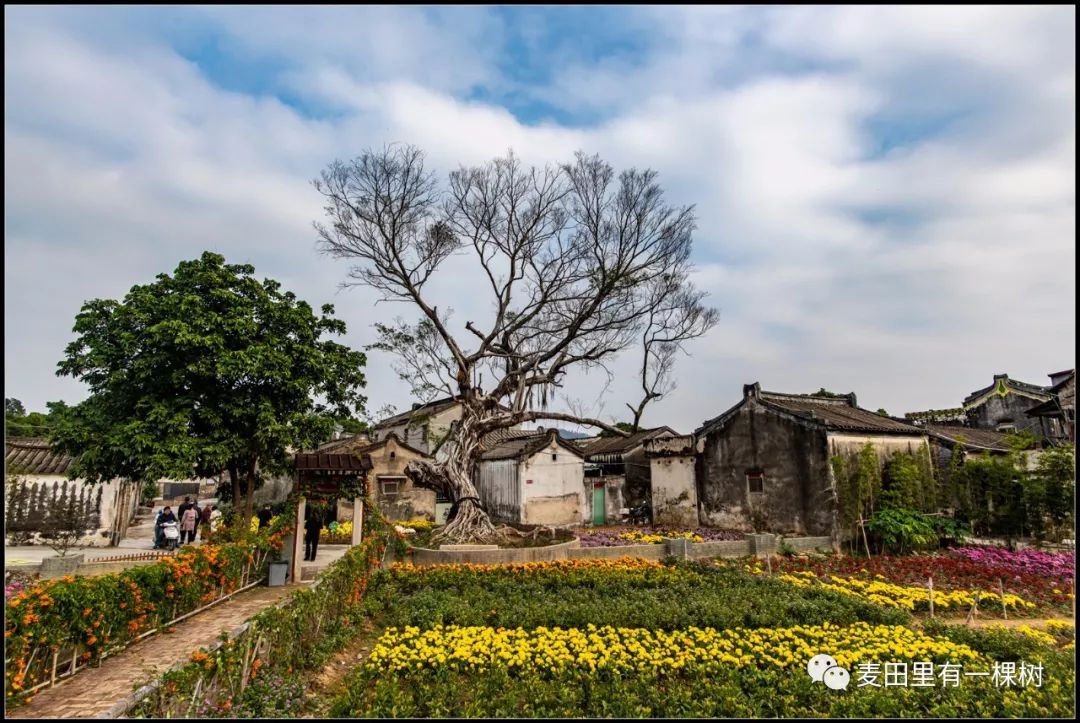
154,505 -> 178,549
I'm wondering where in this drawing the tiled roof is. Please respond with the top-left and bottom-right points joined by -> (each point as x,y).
925,425 -> 1013,453
759,391 -> 923,435
294,452 -> 373,472
963,375 -> 1051,405
478,429 -> 584,461
575,427 -> 677,460
374,396 -> 459,428
5,438 -> 72,475
316,433 -> 373,454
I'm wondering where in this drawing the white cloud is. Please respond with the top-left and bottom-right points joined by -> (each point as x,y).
3,6 -> 1074,435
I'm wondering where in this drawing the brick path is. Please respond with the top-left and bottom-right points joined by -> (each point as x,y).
7,585 -> 297,719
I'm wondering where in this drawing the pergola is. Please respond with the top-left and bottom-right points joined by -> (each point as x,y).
291,451 -> 373,583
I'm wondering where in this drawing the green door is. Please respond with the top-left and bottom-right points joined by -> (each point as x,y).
592,484 -> 605,525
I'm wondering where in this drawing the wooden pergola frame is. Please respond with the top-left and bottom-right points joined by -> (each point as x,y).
291,452 -> 373,584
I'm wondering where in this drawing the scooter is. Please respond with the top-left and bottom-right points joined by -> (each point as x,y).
160,521 -> 181,551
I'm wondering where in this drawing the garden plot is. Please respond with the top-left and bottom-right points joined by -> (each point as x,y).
329,558 -> 1075,718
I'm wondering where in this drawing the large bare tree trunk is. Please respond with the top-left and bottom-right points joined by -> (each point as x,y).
405,404 -> 497,544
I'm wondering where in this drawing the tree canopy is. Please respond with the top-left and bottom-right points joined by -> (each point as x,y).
5,399 -> 56,438
51,251 -> 367,518
314,144 -> 717,541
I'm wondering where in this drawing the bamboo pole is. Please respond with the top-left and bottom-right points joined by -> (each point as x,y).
999,578 -> 1008,620
765,553 -> 772,575
928,576 -> 934,619
965,592 -> 981,626
859,516 -> 872,558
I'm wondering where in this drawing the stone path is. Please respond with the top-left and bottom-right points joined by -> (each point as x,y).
7,584 -> 297,719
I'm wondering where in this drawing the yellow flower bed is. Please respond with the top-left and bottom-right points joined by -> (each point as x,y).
766,569 -> 1036,612
391,557 -> 670,576
322,520 -> 353,540
397,518 -> 436,532
982,624 -> 1058,647
617,530 -> 703,544
366,623 -> 983,675
249,515 -> 280,533
1044,620 -> 1075,634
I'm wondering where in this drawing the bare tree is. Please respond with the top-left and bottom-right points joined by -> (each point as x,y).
314,145 -> 717,542
625,282 -> 718,431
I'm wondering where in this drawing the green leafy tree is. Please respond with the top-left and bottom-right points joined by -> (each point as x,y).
1029,444 -> 1075,541
597,422 -> 637,438
51,251 -> 368,521
6,398 -> 25,417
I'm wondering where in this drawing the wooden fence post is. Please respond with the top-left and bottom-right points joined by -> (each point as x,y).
928,576 -> 934,619
965,592 -> 981,626
998,578 -> 1007,620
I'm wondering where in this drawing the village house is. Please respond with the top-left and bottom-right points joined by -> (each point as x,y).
576,427 -> 676,525
312,432 -> 437,523
1025,369 -> 1075,445
4,437 -> 140,546
694,383 -> 930,537
369,396 -> 468,455
958,373 -> 1053,434
642,434 -> 700,526
474,428 -> 587,526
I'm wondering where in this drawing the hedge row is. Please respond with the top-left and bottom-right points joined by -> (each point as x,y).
129,499 -> 395,718
4,517 -> 289,707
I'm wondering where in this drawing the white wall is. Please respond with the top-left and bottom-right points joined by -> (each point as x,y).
4,475 -> 138,547
521,442 -> 586,525
650,456 -> 699,526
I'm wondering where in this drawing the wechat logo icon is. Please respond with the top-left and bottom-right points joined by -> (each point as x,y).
807,653 -> 850,691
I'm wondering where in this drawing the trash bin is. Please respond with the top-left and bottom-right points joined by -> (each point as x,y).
268,560 -> 289,587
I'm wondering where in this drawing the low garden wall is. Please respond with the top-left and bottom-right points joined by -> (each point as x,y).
404,533 -> 836,565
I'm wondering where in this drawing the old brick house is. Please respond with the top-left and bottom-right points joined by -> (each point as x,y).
1025,369 -> 1075,445
313,432 -> 437,522
958,374 -> 1053,434
694,383 -> 929,536
576,427 -> 677,525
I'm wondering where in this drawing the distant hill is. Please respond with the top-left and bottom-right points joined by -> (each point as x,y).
554,428 -> 589,440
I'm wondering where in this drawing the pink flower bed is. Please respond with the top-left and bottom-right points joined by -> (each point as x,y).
948,546 -> 1075,582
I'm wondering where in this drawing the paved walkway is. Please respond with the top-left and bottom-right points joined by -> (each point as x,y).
7,584 -> 297,719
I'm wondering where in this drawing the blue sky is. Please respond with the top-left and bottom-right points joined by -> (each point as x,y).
4,5 -> 1076,432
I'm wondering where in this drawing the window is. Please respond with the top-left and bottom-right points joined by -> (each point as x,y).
379,479 -> 401,498
746,470 -> 765,494
552,453 -> 558,461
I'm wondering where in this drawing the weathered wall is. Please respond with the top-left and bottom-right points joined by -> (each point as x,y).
827,433 -> 931,460
966,391 -> 1047,434
698,401 -> 832,535
521,444 -> 586,525
650,456 -> 699,526
475,459 -> 522,523
376,404 -> 464,455
3,475 -> 138,547
369,437 -> 436,521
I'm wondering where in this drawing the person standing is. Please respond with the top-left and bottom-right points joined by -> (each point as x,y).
180,504 -> 199,545
303,505 -> 323,562
257,504 -> 273,530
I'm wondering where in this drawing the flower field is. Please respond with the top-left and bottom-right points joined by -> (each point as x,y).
766,548 -> 1074,615
366,622 -> 984,674
330,556 -> 1075,717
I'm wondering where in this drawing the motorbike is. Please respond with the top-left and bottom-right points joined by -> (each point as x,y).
160,520 -> 181,551
628,497 -> 651,526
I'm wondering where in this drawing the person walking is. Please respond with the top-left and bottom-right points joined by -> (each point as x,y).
209,505 -> 222,533
180,504 -> 199,545
257,504 -> 273,530
198,502 -> 213,540
303,505 -> 323,562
